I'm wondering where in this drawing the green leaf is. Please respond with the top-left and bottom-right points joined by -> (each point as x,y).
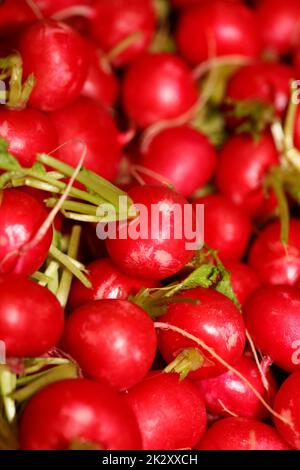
0,149 -> 20,169
215,264 -> 240,309
226,98 -> 275,140
0,138 -> 9,153
31,162 -> 47,174
216,271 -> 240,308
179,264 -> 219,291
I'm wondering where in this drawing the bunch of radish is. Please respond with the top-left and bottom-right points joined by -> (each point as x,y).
1,0 -> 300,452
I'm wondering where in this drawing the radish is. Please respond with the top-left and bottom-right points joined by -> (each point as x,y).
81,43 -> 118,108
175,1 -> 260,65
122,53 -> 198,128
172,0 -> 242,6
193,194 -> 252,260
0,0 -> 36,37
0,274 -> 64,357
292,106 -> 300,150
224,260 -> 261,306
125,371 -> 207,450
68,258 -> 159,310
18,186 -> 63,233
249,219 -> 300,286
197,417 -> 290,450
293,47 -> 300,79
49,97 -> 121,181
90,0 -> 156,67
19,20 -> 88,112
34,0 -> 91,17
274,371 -> 300,450
139,126 -> 217,197
0,189 -> 53,276
195,355 -> 276,420
63,299 -> 157,390
244,285 -> 300,372
105,185 -> 196,280
158,287 -> 246,379
216,132 -> 279,219
226,62 -> 294,117
0,108 -> 58,167
19,378 -> 142,450
256,0 -> 300,57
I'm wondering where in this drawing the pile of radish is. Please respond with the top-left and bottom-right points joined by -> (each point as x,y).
1,0 -> 300,452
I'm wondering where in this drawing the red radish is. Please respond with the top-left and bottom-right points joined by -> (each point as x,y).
19,20 -> 88,112
249,219 -> 300,286
256,0 -> 300,56
226,62 -> 294,117
81,44 -> 118,108
158,288 -> 246,379
216,132 -> 279,219
63,300 -> 157,391
49,97 -> 121,181
34,0 -> 91,16
90,0 -> 156,67
82,222 -> 108,260
20,378 -> 142,450
224,260 -> 261,306
139,126 -> 217,197
171,0 -> 203,6
293,106 -> 300,150
122,53 -> 198,128
293,47 -> 300,78
105,185 -> 196,280
244,285 -> 300,372
125,372 -> 207,450
0,108 -> 58,167
17,186 -> 63,233
193,194 -> 252,260
197,417 -> 290,450
0,274 -> 64,357
0,0 -> 36,37
0,189 -> 53,276
195,355 -> 276,420
175,1 -> 260,66
172,0 -> 241,6
68,258 -> 159,310
274,371 -> 300,449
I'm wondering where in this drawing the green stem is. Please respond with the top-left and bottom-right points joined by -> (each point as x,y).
105,31 -> 142,63
22,358 -> 70,377
56,226 -> 82,308
46,198 -> 99,215
49,245 -> 91,288
31,271 -> 52,283
37,153 -> 129,208
164,348 -> 204,380
0,54 -> 36,109
11,363 -> 78,403
11,177 -> 61,194
0,366 -> 17,423
265,169 -> 290,245
60,211 -> 106,222
0,415 -> 18,450
38,260 -> 60,293
17,169 -> 106,206
0,163 -> 109,208
284,89 -> 297,151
